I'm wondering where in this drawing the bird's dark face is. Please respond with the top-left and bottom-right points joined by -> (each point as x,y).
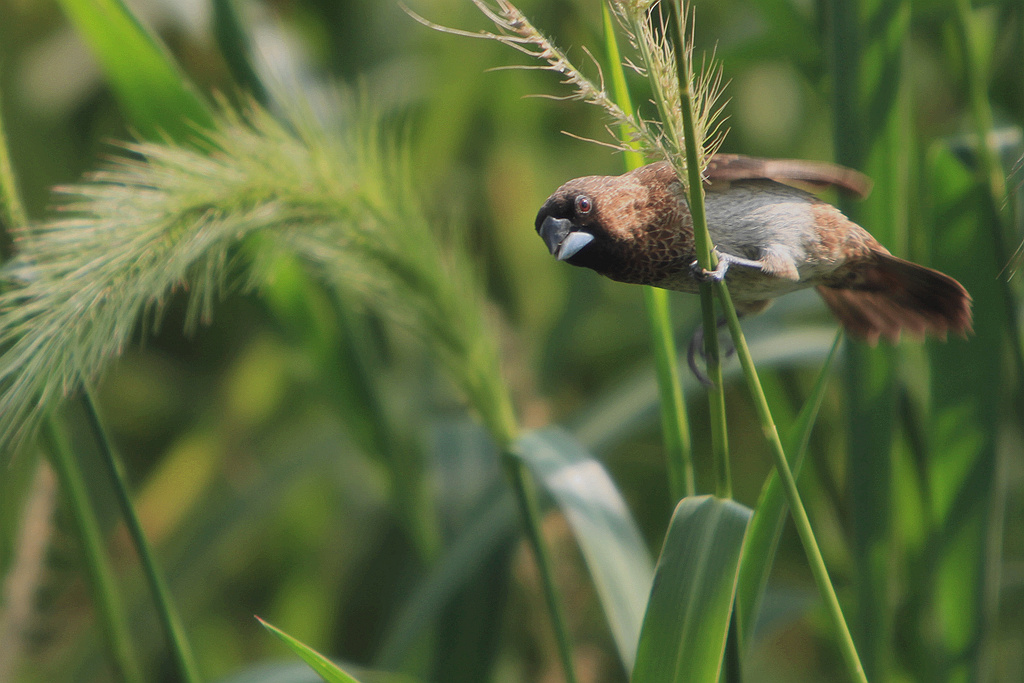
535,175 -> 615,269
534,162 -> 694,285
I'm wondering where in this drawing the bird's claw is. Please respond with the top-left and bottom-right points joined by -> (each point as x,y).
689,249 -> 731,284
686,318 -> 737,386
691,249 -> 767,284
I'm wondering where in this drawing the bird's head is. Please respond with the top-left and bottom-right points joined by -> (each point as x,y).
534,162 -> 690,284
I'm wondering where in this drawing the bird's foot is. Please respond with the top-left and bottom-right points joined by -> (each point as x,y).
690,252 -> 730,284
686,317 -> 737,386
690,249 -> 764,284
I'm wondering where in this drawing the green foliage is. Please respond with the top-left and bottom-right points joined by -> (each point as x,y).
259,618 -> 364,683
0,0 -> 1021,682
55,0 -> 214,142
516,428 -> 653,670
0,101 -> 511,458
631,495 -> 751,683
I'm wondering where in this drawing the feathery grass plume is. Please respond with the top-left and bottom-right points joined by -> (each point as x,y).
405,1 -> 661,156
412,0 -> 727,191
0,99 -> 516,460
606,0 -> 727,184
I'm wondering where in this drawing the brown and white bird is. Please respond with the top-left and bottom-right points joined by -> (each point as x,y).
535,154 -> 972,344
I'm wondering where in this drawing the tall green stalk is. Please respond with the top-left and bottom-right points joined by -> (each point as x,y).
44,418 -> 145,683
603,1 -> 694,500
80,393 -> 202,683
715,291 -> 866,683
486,332 -> 579,683
672,9 -> 730,499
0,81 -> 145,683
487,368 -> 579,683
503,455 -> 579,683
619,0 -> 731,499
670,1 -> 861,677
0,87 -> 24,256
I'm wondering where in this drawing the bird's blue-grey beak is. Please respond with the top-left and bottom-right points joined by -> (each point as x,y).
538,215 -> 594,261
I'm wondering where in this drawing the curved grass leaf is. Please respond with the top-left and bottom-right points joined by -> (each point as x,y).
213,661 -> 324,683
216,661 -> 420,683
631,495 -> 751,683
56,0 -> 214,142
212,0 -> 270,106
515,427 -> 654,671
257,618 -> 363,683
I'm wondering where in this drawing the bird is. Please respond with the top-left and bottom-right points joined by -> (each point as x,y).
535,154 -> 972,347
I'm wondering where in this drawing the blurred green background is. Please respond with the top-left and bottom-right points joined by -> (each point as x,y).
0,0 -> 1021,681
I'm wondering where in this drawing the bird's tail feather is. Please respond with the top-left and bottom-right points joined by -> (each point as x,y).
816,254 -> 972,345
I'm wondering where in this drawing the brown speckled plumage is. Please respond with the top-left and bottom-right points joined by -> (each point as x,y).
535,155 -> 972,344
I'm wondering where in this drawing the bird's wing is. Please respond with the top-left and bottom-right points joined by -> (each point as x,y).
705,154 -> 873,199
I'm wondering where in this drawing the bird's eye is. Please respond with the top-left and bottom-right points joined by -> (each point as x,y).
575,195 -> 593,215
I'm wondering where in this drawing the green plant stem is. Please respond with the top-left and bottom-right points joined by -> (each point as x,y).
735,331 -> 843,647
502,454 -> 579,683
475,389 -> 578,681
699,285 -> 730,499
80,391 -> 202,683
642,287 -> 695,499
672,3 -> 730,499
0,85 -> 24,259
485,367 -> 575,681
715,286 -> 867,683
603,1 -> 694,500
43,417 -> 145,683
2,83 -> 143,682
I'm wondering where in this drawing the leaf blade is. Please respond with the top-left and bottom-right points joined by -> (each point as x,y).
631,495 -> 751,683
257,618 -> 363,683
515,427 -> 654,671
56,0 -> 214,142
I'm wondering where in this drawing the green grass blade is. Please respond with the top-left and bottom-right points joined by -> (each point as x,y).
716,285 -> 867,683
258,618 -> 363,683
0,84 -> 25,250
81,392 -> 201,683
56,0 -> 214,143
212,0 -> 270,105
515,428 -> 654,671
42,417 -> 145,683
602,0 -> 693,500
631,495 -> 751,683
217,661 -> 420,683
735,330 -> 842,647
